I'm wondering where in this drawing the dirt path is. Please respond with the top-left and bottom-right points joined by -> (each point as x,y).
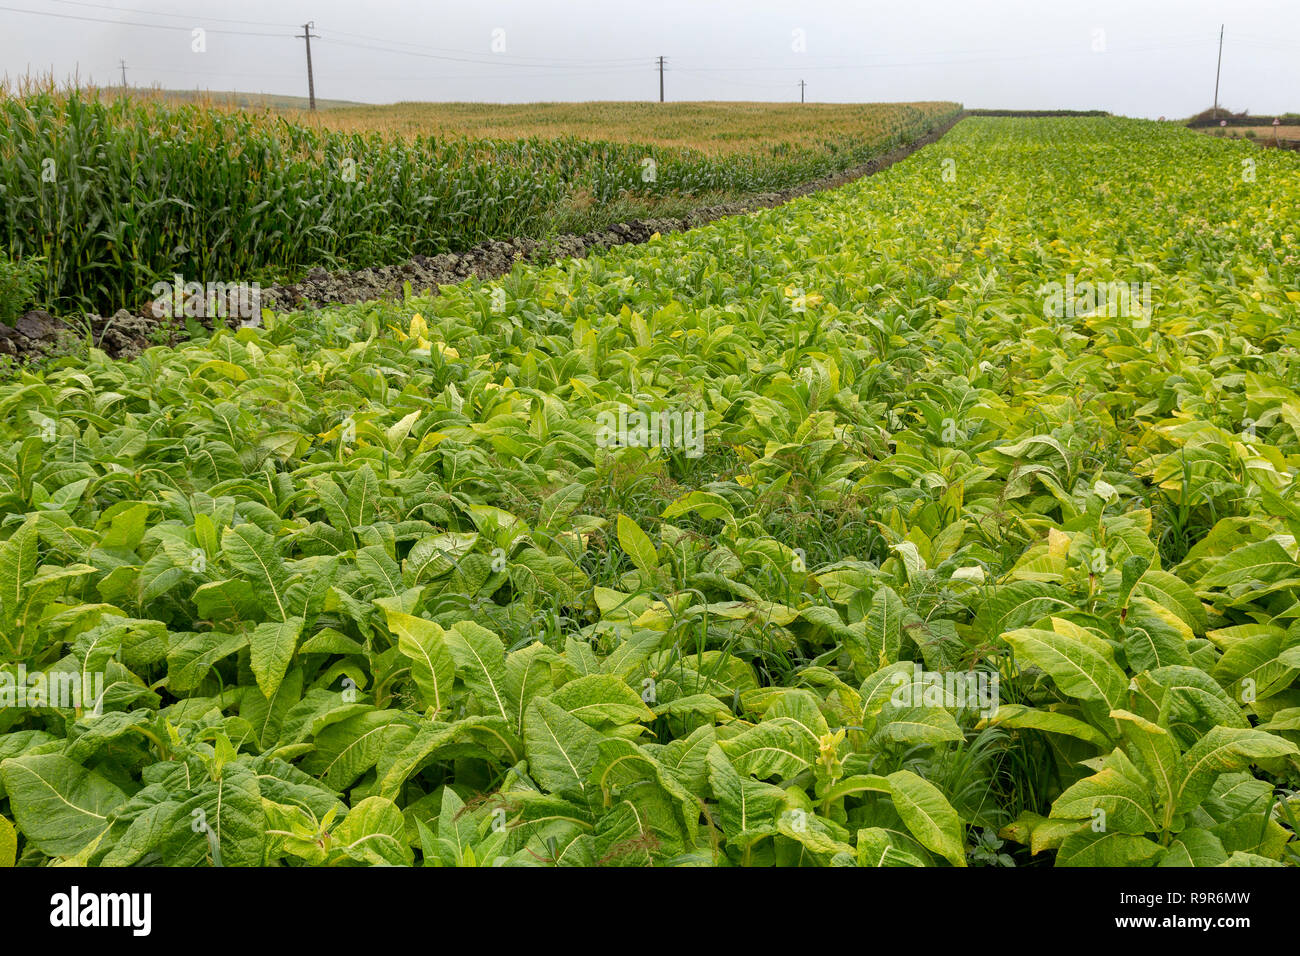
2,111 -> 968,365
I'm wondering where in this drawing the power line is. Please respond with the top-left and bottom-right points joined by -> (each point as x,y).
1224,32 -> 1300,46
316,35 -> 649,72
111,63 -> 305,80
1232,37 -> 1300,52
673,38 -> 1218,73
438,66 -> 649,80
32,7 -> 1237,69
0,4 -> 289,36
114,63 -> 649,87
11,12 -> 1283,106
671,30 -> 1222,64
326,29 -> 638,66
7,10 -> 1240,81
43,0 -> 297,28
673,68 -> 791,91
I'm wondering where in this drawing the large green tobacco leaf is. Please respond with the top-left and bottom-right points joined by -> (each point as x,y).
876,704 -> 964,746
376,716 -> 518,799
981,705 -> 1110,748
222,523 -> 294,622
1196,539 -> 1300,591
0,814 -> 15,867
523,697 -> 604,799
1110,710 -> 1181,827
242,668 -> 305,751
301,711 -> 417,790
1175,727 -> 1299,813
1123,597 -> 1195,671
249,617 -> 305,700
166,630 -> 249,693
1211,625 -> 1300,702
706,745 -> 789,852
385,610 -> 456,715
616,514 -> 659,578
1003,627 -> 1128,712
503,642 -> 560,732
443,621 -> 511,722
1158,828 -> 1228,868
416,787 -> 513,867
0,517 -> 39,653
885,770 -> 967,867
1141,666 -> 1251,740
844,584 -> 915,674
550,674 -> 655,729
1055,830 -> 1164,867
1132,570 -> 1206,636
718,720 -> 815,779
0,754 -> 126,857
589,737 -> 699,856
1049,767 -> 1161,834
333,796 -> 412,866
856,827 -> 932,867
169,762 -> 268,867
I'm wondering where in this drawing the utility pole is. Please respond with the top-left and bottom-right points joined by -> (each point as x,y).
799,79 -> 806,103
119,59 -> 127,88
657,55 -> 665,103
299,21 -> 319,111
1212,24 -> 1224,118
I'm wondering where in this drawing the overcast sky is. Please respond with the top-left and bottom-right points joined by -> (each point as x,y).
2,0 -> 1295,117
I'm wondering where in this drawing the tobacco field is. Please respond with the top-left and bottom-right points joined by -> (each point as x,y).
1,115 -> 1299,867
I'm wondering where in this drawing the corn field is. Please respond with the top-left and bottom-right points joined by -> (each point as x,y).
0,90 -> 959,315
